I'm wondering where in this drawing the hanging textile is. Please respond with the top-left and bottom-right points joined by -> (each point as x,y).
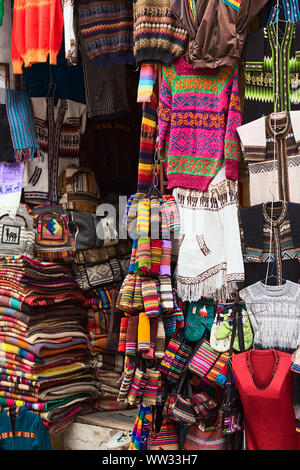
242,22 -> 300,124
237,111 -> 300,204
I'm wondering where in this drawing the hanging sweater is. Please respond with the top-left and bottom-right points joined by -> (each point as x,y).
157,56 -> 242,191
78,0 -> 135,69
133,0 -> 188,65
239,280 -> 300,353
11,0 -> 64,75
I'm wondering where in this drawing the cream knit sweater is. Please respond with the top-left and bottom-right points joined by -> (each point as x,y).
240,280 -> 300,352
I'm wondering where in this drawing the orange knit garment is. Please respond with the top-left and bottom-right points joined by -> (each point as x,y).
11,0 -> 64,74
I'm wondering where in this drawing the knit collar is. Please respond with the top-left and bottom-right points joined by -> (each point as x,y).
174,56 -> 221,77
263,201 -> 288,227
266,112 -> 291,139
240,202 -> 300,259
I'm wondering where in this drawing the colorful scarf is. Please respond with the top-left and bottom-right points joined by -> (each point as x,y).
5,89 -> 42,161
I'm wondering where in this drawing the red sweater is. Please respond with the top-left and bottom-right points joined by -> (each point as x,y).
232,349 -> 300,450
11,0 -> 64,74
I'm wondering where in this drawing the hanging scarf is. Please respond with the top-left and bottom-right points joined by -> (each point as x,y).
5,89 -> 42,162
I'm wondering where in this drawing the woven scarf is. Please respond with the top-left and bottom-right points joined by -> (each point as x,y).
5,89 -> 42,161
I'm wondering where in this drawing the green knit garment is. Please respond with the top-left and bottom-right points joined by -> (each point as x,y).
0,1 -> 3,26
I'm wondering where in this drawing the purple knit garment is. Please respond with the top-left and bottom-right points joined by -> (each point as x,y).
159,240 -> 171,276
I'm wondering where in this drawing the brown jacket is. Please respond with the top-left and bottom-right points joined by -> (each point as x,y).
170,0 -> 268,68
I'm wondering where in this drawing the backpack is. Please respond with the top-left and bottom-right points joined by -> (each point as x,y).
59,164 -> 101,213
32,205 -> 75,261
0,204 -> 35,258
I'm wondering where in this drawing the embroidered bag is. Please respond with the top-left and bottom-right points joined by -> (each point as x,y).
74,257 -> 124,290
218,304 -> 244,447
183,415 -> 225,451
191,391 -> 218,419
32,205 -> 75,261
167,378 -> 197,425
68,211 -> 119,250
147,419 -> 180,450
0,204 -> 35,258
188,340 -> 220,379
184,299 -> 215,342
158,334 -> 182,375
59,165 -> 101,213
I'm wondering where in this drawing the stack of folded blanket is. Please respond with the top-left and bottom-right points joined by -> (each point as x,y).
0,255 -> 100,434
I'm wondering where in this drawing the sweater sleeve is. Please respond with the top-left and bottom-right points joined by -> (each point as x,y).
218,185 -> 245,284
157,67 -> 172,163
11,10 -> 24,75
224,67 -> 242,181
33,420 -> 51,450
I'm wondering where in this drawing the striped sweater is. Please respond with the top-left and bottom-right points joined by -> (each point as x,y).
133,0 -> 187,65
78,0 -> 135,69
157,56 -> 242,191
11,0 -> 64,74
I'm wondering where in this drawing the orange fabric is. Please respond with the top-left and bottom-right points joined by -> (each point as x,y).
11,0 -> 64,74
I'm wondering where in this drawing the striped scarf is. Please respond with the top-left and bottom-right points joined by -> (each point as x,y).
5,89 -> 42,161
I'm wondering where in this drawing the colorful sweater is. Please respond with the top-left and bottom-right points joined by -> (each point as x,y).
78,0 -> 135,69
133,0 -> 187,65
157,56 -> 242,191
11,0 -> 64,75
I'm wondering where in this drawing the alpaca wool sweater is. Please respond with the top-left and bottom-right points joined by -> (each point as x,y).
11,0 -> 64,74
133,0 -> 188,65
239,280 -> 300,353
158,57 -> 242,191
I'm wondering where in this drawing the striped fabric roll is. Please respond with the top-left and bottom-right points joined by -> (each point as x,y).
137,237 -> 151,273
188,340 -> 219,378
158,336 -> 181,375
143,369 -> 160,406
141,278 -> 160,317
137,64 -> 159,103
154,317 -> 166,359
119,274 -> 135,312
167,343 -> 192,386
159,275 -> 174,311
137,312 -> 150,352
150,196 -> 161,239
159,240 -> 172,276
125,315 -> 139,356
142,317 -> 158,359
206,352 -> 229,386
128,239 -> 138,273
118,368 -> 135,402
162,195 -> 180,232
133,275 -> 143,310
136,78 -> 159,193
150,239 -> 162,274
127,368 -> 149,405
122,194 -> 134,227
136,198 -> 150,237
161,207 -> 170,240
118,317 -> 129,353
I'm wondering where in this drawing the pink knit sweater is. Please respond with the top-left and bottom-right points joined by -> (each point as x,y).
157,56 -> 242,191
